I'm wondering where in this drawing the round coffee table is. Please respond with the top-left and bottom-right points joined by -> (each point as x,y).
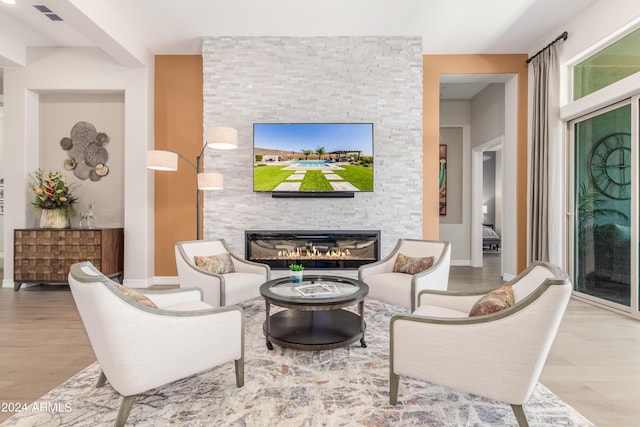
259,275 -> 369,351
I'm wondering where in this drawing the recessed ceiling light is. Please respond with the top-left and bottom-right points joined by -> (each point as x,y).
1,0 -> 17,5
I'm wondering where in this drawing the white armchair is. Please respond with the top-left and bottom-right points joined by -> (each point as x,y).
389,261 -> 571,427
175,239 -> 270,307
358,239 -> 451,311
68,261 -> 244,427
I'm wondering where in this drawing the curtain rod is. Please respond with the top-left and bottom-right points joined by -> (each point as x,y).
526,31 -> 568,64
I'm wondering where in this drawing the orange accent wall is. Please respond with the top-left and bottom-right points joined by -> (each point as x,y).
154,55 -> 203,276
423,54 -> 528,273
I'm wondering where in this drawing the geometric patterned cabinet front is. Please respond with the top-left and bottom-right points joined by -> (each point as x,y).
13,228 -> 124,291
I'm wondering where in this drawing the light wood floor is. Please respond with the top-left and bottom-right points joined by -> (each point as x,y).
1,255 -> 638,426
451,254 -> 640,427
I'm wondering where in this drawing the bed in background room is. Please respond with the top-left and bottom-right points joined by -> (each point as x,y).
482,224 -> 501,252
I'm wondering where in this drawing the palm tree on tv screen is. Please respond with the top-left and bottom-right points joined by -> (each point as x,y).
301,149 -> 313,160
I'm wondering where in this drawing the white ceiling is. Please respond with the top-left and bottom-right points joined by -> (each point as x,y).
0,0 -> 600,97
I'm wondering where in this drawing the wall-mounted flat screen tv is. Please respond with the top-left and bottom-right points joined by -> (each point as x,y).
253,123 -> 374,194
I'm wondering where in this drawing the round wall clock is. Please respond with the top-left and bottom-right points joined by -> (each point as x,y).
588,132 -> 631,200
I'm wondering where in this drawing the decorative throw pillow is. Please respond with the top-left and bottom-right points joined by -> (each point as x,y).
392,253 -> 435,275
468,285 -> 514,317
194,253 -> 236,274
116,284 -> 157,308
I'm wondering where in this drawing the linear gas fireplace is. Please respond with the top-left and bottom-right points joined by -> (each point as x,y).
245,230 -> 380,270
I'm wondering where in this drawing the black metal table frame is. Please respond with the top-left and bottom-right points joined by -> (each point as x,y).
260,275 -> 369,351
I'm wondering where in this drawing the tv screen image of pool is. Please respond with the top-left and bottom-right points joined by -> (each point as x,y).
253,123 -> 374,193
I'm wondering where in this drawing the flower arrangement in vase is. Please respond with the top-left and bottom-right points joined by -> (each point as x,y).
289,264 -> 304,283
30,169 -> 78,228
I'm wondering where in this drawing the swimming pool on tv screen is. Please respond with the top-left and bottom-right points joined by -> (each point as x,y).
294,161 -> 330,165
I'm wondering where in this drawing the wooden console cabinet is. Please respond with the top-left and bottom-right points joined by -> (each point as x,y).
14,228 -> 124,291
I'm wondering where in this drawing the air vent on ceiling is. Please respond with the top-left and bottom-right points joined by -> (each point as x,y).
33,4 -> 63,21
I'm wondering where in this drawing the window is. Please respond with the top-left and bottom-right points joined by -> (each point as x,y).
572,102 -> 632,307
574,27 -> 640,99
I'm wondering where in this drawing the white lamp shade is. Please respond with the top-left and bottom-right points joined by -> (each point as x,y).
207,127 -> 238,150
147,150 -> 178,171
197,172 -> 223,190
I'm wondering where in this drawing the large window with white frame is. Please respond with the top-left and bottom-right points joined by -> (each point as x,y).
568,25 -> 640,318
573,26 -> 640,100
570,101 -> 635,312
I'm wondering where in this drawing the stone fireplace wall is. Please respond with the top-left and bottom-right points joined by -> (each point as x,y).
201,37 -> 423,257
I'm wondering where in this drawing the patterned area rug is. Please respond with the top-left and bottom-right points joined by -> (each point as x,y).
3,299 -> 593,426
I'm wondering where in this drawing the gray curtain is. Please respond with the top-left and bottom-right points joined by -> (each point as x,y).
529,45 -> 560,264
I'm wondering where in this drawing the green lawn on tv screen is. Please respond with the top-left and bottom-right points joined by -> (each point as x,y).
253,164 -> 373,191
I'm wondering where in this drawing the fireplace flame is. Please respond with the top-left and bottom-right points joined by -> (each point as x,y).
277,246 -> 352,259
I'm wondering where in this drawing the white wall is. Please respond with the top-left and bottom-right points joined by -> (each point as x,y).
439,100 -> 471,264
3,47 -> 153,288
471,84 -> 505,148
39,93 -> 124,228
441,100 -> 471,125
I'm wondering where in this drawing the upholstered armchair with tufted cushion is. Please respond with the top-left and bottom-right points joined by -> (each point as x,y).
389,261 -> 571,427
68,261 -> 244,427
175,239 -> 270,307
358,239 -> 451,311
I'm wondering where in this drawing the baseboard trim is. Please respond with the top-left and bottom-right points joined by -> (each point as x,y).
2,280 -> 39,289
122,278 -> 155,289
503,273 -> 516,281
152,276 -> 179,286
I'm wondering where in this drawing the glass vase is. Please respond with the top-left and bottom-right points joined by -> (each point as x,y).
40,209 -> 71,229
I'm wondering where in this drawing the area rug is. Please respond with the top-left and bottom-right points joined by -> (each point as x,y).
2,299 -> 593,426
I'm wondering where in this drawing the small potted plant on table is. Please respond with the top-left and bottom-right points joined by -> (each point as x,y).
289,264 -> 304,283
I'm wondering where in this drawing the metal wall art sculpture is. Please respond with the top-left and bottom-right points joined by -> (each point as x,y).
60,121 -> 110,181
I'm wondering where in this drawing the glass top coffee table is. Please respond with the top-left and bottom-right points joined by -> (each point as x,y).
259,275 -> 369,351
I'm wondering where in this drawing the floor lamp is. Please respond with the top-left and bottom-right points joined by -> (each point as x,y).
146,126 -> 238,240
